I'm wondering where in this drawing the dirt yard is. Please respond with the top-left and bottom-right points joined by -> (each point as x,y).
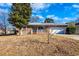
0,34 -> 79,56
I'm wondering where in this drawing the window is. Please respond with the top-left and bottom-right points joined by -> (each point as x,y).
38,27 -> 43,29
38,26 -> 44,32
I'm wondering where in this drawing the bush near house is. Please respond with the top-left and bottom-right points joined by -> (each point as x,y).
66,22 -> 76,34
66,27 -> 76,34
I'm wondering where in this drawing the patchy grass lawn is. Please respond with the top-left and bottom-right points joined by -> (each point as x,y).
0,34 -> 79,56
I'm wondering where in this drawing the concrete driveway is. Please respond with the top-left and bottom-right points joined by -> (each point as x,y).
54,34 -> 79,40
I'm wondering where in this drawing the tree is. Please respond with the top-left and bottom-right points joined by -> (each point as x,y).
66,22 -> 76,34
67,22 -> 76,27
44,18 -> 54,44
76,18 -> 79,23
0,22 -> 4,35
0,11 -> 8,35
44,18 -> 54,23
8,3 -> 32,35
0,22 -> 4,31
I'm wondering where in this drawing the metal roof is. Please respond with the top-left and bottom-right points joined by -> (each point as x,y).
28,23 -> 68,26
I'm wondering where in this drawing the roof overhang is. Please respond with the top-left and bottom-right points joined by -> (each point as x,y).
28,23 -> 68,27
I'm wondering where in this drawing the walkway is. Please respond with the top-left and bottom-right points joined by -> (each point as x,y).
54,34 -> 79,40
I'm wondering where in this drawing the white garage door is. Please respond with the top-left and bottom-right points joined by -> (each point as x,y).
49,27 -> 66,34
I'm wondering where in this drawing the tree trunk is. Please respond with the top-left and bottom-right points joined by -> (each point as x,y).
4,27 -> 7,35
47,31 -> 50,44
17,28 -> 23,36
46,28 -> 50,44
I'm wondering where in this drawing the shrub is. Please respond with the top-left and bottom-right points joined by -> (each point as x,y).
66,27 -> 76,34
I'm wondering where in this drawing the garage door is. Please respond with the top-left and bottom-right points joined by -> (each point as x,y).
49,27 -> 66,34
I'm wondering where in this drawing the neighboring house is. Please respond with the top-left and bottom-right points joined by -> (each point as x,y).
0,29 -> 4,35
6,28 -> 15,34
24,23 -> 68,34
0,28 -> 5,35
0,24 -> 4,35
75,23 -> 79,34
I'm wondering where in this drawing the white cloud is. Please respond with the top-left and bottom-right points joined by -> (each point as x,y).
31,3 -> 51,13
0,3 -> 12,7
64,17 -> 76,20
31,3 -> 50,10
0,8 -> 9,13
46,14 -> 77,24
63,17 -> 77,23
0,4 -> 6,6
31,14 -> 45,20
47,15 -> 55,18
7,3 -> 12,6
59,3 -> 63,5
36,15 -> 45,19
45,10 -> 49,12
46,14 -> 64,23
64,6 -> 71,10
72,4 -> 79,8
31,14 -> 45,22
46,15 -> 60,20
64,17 -> 69,20
0,3 -> 12,13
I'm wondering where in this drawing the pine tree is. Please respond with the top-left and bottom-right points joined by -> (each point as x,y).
8,3 -> 32,35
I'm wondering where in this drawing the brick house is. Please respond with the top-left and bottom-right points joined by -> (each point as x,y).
23,23 -> 68,34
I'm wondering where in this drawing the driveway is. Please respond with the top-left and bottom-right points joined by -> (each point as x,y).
54,34 -> 79,40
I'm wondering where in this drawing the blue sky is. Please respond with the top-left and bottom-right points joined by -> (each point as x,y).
31,3 -> 79,23
0,3 -> 79,25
